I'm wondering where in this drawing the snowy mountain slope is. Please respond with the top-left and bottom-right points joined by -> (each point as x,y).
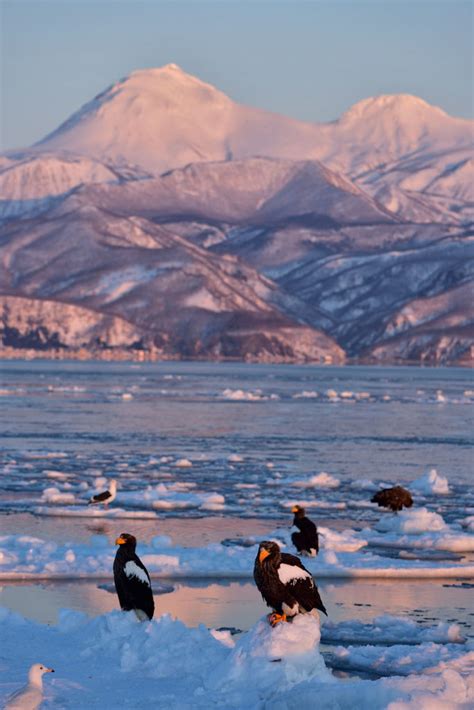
0,295 -> 149,350
34,66 -> 472,175
366,282 -> 474,364
275,237 -> 474,357
0,152 -> 148,221
0,66 -> 472,363
0,203 -> 343,361
78,157 -> 397,227
26,64 -> 472,225
358,147 -> 474,224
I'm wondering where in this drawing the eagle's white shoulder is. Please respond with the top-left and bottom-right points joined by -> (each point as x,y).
124,561 -> 150,586
278,563 -> 313,586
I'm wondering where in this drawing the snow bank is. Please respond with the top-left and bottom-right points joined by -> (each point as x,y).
411,469 -> 450,495
0,608 -> 472,710
1,532 -> 474,581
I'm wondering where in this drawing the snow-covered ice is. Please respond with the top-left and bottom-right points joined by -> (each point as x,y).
1,527 -> 473,581
0,607 -> 472,709
411,469 -> 450,495
321,614 -> 465,646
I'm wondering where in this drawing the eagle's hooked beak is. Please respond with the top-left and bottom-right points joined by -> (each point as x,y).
115,536 -> 126,545
259,548 -> 271,563
291,506 -> 299,513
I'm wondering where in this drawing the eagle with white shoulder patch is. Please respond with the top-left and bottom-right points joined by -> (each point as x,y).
124,560 -> 151,586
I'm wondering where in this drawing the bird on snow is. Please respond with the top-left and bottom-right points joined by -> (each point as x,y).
291,505 -> 319,556
5,664 -> 54,710
371,485 -> 413,512
113,533 -> 154,621
88,479 -> 117,507
254,540 -> 327,627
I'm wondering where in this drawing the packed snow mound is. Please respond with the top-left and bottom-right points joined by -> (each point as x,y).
411,469 -> 450,495
209,614 -> 332,704
375,508 -> 448,534
1,607 -> 473,710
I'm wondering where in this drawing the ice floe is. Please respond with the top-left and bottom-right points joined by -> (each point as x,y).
375,508 -> 447,534
329,641 -> 472,677
321,614 -> 465,646
411,468 -> 450,495
364,508 -> 474,552
291,472 -> 341,489
1,529 -> 473,581
221,388 -> 279,401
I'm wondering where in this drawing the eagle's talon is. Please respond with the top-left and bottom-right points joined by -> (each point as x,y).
268,612 -> 287,627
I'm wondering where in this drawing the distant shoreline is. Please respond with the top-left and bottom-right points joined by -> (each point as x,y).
0,347 -> 471,368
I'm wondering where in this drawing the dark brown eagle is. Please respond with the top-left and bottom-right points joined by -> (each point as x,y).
371,485 -> 413,512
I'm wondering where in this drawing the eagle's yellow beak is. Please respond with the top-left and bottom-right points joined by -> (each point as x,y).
115,536 -> 126,545
291,506 -> 299,513
259,548 -> 271,563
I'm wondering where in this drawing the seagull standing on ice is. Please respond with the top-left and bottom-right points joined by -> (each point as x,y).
114,533 -> 155,621
254,540 -> 327,626
88,479 -> 117,507
5,664 -> 54,710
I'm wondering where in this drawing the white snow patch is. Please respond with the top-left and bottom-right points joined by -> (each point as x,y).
40,487 -> 76,505
174,458 -> 193,468
412,469 -> 450,495
375,507 -> 448,534
277,563 -> 312,585
293,472 -> 340,489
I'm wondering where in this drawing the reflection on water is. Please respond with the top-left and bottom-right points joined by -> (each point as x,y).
1,578 -> 472,638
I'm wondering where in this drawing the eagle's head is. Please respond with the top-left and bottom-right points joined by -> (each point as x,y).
291,505 -> 305,518
115,533 -> 137,549
256,540 -> 281,566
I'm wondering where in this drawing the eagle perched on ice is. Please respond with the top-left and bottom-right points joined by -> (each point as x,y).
371,485 -> 413,512
291,505 -> 319,556
113,533 -> 154,621
254,540 -> 327,626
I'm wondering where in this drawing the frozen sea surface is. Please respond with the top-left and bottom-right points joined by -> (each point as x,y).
0,361 -> 472,525
0,362 -> 473,708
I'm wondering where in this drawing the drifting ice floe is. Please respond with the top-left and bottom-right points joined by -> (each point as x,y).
291,472 -> 341,489
364,508 -> 474,552
321,614 -> 465,646
329,640 -> 472,677
411,468 -> 450,495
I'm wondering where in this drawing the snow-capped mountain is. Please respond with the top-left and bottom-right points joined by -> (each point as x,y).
27,64 -> 473,222
0,66 -> 472,364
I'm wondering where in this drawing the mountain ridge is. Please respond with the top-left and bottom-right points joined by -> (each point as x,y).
0,66 -> 472,365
